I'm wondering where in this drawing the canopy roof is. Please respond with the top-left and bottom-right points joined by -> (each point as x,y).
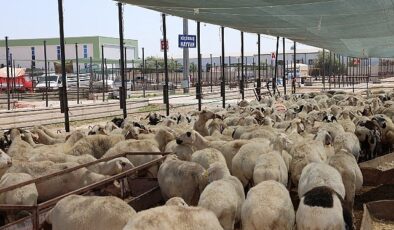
0,68 -> 26,78
121,0 -> 394,58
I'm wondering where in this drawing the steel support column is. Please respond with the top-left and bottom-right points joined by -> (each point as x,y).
57,0 -> 70,132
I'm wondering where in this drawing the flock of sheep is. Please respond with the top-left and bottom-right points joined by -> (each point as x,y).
0,89 -> 394,230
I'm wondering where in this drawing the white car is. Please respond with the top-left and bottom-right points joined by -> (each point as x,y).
35,74 -> 61,91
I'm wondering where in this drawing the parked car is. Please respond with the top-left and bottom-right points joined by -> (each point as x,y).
35,74 -> 62,91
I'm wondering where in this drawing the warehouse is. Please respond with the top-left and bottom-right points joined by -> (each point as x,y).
0,36 -> 139,70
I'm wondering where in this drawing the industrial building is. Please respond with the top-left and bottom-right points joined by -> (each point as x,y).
0,36 -> 139,71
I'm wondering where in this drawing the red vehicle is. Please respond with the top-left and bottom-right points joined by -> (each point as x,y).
0,68 -> 33,92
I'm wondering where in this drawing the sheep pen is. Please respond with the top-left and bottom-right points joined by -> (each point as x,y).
0,90 -> 394,229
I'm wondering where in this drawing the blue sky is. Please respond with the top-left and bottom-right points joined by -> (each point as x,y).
1,0 -> 319,58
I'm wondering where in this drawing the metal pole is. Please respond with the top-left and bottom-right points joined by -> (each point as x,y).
142,47 -> 145,98
228,56 -> 231,86
221,26 -> 225,108
89,57 -> 93,93
118,2 -> 127,118
132,60 -> 135,90
162,13 -> 170,116
293,41 -> 296,94
210,54 -> 213,92
196,21 -> 202,111
57,0 -> 70,132
183,18 -> 190,94
352,57 -> 355,93
241,31 -> 245,100
323,49 -> 325,90
75,43 -> 80,104
274,36 -> 279,95
105,58 -> 108,94
44,40 -> 48,107
282,37 -> 286,95
329,51 -> 332,90
101,45 -> 105,102
5,37 -> 10,110
124,47 -> 127,92
257,34 -> 261,99
10,54 -> 14,99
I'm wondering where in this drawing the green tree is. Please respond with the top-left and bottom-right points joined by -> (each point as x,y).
142,56 -> 182,72
311,51 -> 346,76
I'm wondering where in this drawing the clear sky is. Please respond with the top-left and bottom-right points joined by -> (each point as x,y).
1,0 -> 319,58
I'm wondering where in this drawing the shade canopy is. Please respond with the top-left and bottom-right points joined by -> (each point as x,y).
121,0 -> 394,58
0,68 -> 26,78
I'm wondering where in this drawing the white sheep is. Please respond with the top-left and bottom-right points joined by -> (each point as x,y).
253,152 -> 288,186
165,197 -> 189,207
0,150 -> 12,178
198,163 -> 245,230
296,186 -> 353,230
217,140 -> 250,172
45,195 -> 136,230
241,180 -> 295,230
328,149 -> 363,211
191,148 -> 227,169
332,132 -> 361,161
231,141 -> 271,187
137,127 -> 176,152
0,173 -> 38,222
122,205 -> 223,230
102,139 -> 161,177
176,130 -> 227,151
164,140 -> 195,161
66,134 -> 125,158
7,161 -> 107,202
7,128 -> 34,161
29,152 -> 133,176
298,162 -> 346,200
289,130 -> 329,186
157,155 -> 208,205
32,127 -> 64,145
338,109 -> 356,133
87,157 -> 134,176
193,110 -> 221,137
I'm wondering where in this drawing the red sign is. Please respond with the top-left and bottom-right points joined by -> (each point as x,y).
271,52 -> 276,60
161,39 -> 169,52
353,58 -> 360,65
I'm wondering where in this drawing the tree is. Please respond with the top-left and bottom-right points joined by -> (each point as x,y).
311,51 -> 346,76
143,56 -> 182,72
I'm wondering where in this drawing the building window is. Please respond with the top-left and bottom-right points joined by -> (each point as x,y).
83,45 -> 88,59
57,46 -> 61,60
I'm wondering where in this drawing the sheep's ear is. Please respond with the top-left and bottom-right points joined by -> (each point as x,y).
88,125 -> 93,130
323,116 -> 328,121
144,113 -> 151,119
325,133 -> 332,145
332,116 -> 337,122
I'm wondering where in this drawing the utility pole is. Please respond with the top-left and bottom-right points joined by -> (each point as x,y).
182,18 -> 190,93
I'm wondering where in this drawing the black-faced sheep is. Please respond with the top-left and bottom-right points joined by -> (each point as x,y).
298,162 -> 346,200
296,186 -> 353,230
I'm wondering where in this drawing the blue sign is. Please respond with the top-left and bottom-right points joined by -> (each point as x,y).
178,35 -> 196,48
